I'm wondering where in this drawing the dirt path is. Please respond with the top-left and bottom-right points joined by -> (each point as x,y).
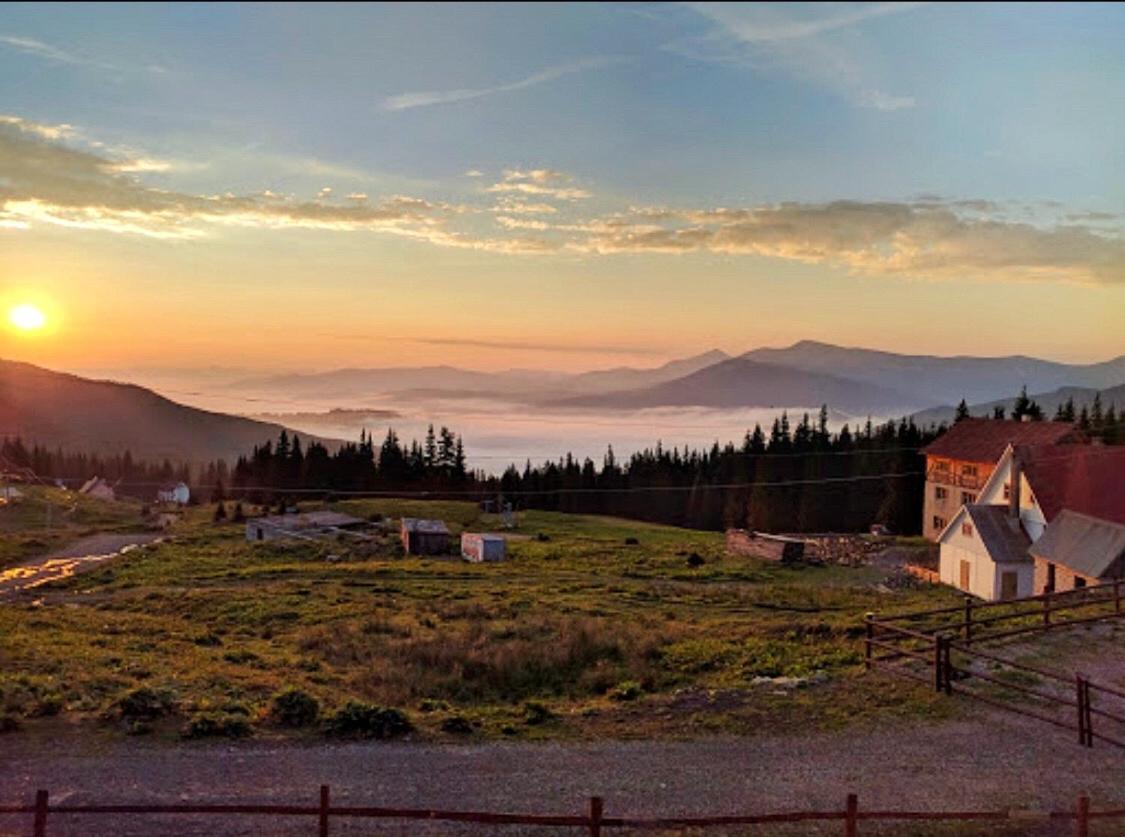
1,707 -> 1122,836
0,533 -> 161,600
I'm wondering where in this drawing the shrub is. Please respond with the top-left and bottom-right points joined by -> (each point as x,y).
624,537 -> 639,546
0,714 -> 20,733
114,687 -> 176,721
609,681 -> 643,702
523,701 -> 556,726
323,702 -> 413,739
685,552 -> 705,567
182,712 -> 252,739
535,533 -> 550,542
440,715 -> 474,735
271,688 -> 319,727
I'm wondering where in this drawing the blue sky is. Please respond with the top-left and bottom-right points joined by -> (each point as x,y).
1,2 -> 1123,370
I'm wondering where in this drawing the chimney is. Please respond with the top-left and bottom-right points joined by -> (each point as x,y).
1008,446 -> 1022,523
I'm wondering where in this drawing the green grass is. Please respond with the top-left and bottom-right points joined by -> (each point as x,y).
0,498 -> 962,740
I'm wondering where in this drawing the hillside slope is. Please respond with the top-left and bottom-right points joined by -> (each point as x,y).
0,359 -> 335,462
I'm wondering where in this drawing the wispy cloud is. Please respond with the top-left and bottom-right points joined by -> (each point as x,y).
485,169 -> 591,201
672,3 -> 924,111
0,32 -> 160,74
381,57 -> 621,111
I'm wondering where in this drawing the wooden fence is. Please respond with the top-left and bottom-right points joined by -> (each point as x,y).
1,788 -> 1123,835
866,580 -> 1125,748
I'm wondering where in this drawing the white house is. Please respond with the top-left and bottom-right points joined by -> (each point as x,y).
938,444 -> 1125,601
937,504 -> 1034,600
78,476 -> 116,501
157,481 -> 191,505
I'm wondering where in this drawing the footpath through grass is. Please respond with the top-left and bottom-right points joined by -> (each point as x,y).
0,497 -> 959,742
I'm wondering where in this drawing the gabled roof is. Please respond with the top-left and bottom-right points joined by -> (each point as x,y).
1030,510 -> 1125,579
1020,445 -> 1125,527
922,418 -> 1080,465
402,518 -> 450,535
257,511 -> 364,529
938,503 -> 1031,564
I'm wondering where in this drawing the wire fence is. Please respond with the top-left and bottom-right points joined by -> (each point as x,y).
0,788 -> 1118,836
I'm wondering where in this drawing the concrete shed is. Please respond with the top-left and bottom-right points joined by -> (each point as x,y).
401,518 -> 451,555
461,533 -> 506,563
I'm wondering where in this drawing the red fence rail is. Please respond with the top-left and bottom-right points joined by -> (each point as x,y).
0,788 -> 1118,835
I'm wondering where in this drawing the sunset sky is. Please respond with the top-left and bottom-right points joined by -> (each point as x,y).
2,2 -> 1124,374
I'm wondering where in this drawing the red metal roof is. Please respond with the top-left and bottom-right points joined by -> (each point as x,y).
1020,445 -> 1125,527
922,418 -> 1080,465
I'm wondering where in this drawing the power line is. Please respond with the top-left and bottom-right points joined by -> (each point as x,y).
53,470 -> 924,497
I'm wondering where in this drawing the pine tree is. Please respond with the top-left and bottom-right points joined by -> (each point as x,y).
955,399 -> 970,422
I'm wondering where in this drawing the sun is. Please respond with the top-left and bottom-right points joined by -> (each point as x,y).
9,303 -> 47,332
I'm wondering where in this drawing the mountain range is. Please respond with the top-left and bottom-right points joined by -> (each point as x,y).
3,341 -> 1123,464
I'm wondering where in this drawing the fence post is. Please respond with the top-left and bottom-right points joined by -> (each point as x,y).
319,784 -> 330,837
844,793 -> 858,837
1116,579 -> 1121,615
963,597 -> 973,646
1044,594 -> 1052,632
1076,794 -> 1089,837
933,634 -> 944,692
864,613 -> 874,670
33,790 -> 48,837
1076,676 -> 1088,747
1080,679 -> 1089,747
588,796 -> 603,837
941,636 -> 953,695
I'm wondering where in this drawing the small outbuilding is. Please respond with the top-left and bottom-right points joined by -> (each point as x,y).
401,518 -> 451,555
157,481 -> 191,505
79,476 -> 116,501
247,510 -> 366,542
461,533 -> 506,563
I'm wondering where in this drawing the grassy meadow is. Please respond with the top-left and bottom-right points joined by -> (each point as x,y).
0,494 -> 959,741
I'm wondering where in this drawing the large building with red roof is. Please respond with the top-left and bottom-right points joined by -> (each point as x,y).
920,418 -> 1083,541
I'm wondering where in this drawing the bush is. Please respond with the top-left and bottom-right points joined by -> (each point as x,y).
323,702 -> 413,739
624,537 -> 639,546
0,714 -> 20,733
114,687 -> 176,721
271,688 -> 319,727
609,681 -> 643,702
523,701 -> 556,726
685,552 -> 705,567
440,715 -> 474,735
182,712 -> 252,739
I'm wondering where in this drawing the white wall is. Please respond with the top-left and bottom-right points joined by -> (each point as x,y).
938,509 -> 1035,601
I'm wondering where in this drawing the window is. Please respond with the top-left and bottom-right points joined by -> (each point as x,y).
932,515 -> 947,531
1075,577 -> 1087,589
961,522 -> 973,537
1003,483 -> 1011,501
935,486 -> 948,500
961,464 -> 978,477
1046,563 -> 1056,593
961,491 -> 975,505
934,460 -> 950,472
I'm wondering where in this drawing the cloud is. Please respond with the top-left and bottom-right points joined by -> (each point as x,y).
674,3 -> 922,111
485,169 -> 591,201
381,57 -> 620,111
464,169 -> 485,177
570,201 -> 1125,284
0,33 -> 161,74
3,113 -> 1122,283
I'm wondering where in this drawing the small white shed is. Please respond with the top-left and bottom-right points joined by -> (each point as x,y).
461,533 -> 506,563
157,481 -> 191,505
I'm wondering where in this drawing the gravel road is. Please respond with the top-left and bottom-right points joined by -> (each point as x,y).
3,708 -> 1123,836
0,533 -> 160,600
